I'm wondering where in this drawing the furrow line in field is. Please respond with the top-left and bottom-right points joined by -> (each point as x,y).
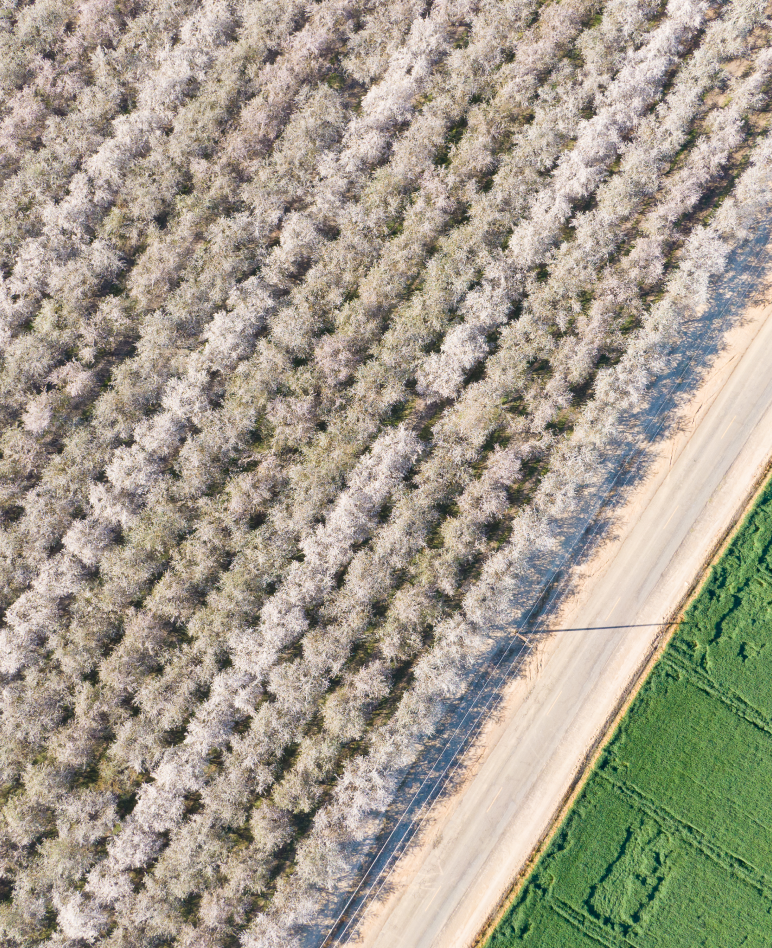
599,773 -> 772,898
549,897 -> 642,948
662,652 -> 772,737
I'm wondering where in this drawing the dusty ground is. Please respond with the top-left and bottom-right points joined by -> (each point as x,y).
347,249 -> 772,948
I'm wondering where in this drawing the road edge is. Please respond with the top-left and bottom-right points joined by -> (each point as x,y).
470,448 -> 772,948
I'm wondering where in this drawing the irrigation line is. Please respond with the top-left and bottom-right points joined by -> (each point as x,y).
321,230 -> 771,947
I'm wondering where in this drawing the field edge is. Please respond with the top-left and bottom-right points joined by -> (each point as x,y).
471,446 -> 772,948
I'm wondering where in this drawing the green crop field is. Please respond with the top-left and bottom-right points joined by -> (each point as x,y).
486,475 -> 772,948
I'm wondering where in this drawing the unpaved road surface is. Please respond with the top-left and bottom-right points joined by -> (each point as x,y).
350,260 -> 772,948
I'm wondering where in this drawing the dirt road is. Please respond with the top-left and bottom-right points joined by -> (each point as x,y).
350,259 -> 772,947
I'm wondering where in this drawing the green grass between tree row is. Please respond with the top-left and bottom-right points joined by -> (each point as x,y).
485,472 -> 772,948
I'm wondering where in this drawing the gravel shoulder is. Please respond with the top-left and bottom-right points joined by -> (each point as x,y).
350,249 -> 772,948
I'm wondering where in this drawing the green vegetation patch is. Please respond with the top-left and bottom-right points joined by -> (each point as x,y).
486,475 -> 772,948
